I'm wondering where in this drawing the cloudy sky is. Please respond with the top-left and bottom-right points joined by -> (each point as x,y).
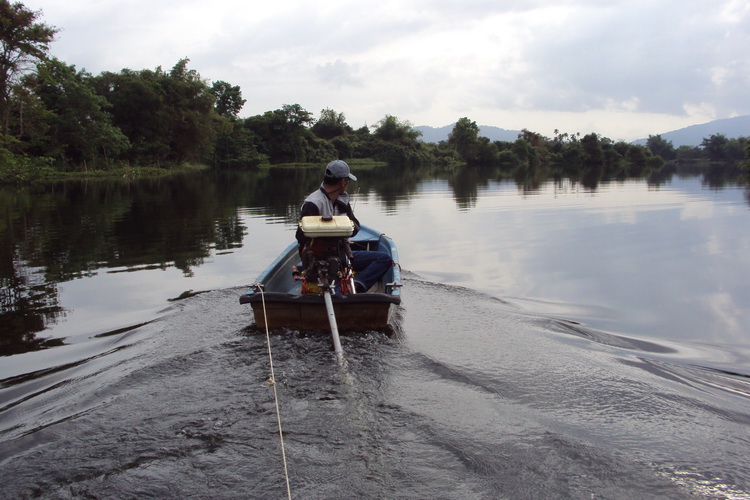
29,0 -> 750,141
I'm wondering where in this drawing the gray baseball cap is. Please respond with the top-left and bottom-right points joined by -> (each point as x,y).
325,160 -> 357,181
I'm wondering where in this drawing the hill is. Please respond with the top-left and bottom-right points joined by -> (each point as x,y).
633,115 -> 750,147
417,116 -> 750,147
415,124 -> 521,144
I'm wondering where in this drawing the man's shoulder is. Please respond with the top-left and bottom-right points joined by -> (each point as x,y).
300,199 -> 320,216
304,188 -> 326,202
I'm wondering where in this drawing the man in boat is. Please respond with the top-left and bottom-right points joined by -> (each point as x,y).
295,160 -> 392,294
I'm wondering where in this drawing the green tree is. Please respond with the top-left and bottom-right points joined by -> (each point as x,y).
675,145 -> 702,162
24,58 -> 128,170
518,129 -> 549,166
93,59 -> 221,165
0,0 -> 57,135
244,103 -> 333,164
495,142 -> 519,167
724,137 -> 748,162
558,138 -> 584,175
371,115 -> 428,166
475,136 -> 499,166
512,137 -> 540,170
372,115 -> 421,145
448,117 -> 479,164
213,120 -> 265,168
602,139 -> 626,172
348,124 -> 376,158
702,134 -> 729,162
281,103 -> 313,127
0,144 -> 52,182
93,67 -> 171,163
580,133 -> 603,167
625,144 -> 649,174
164,59 -> 222,163
741,141 -> 750,176
210,80 -> 245,118
311,108 -> 351,140
646,134 -> 676,160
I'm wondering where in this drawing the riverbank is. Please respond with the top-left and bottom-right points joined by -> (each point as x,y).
260,158 -> 387,170
0,158 -> 391,185
0,161 -> 211,185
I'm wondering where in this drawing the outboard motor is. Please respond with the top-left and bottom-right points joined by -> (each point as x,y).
297,215 -> 356,295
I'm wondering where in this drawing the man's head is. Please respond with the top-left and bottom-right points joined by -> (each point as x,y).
323,160 -> 357,186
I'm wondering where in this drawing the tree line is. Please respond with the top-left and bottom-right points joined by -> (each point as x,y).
0,1 -> 433,181
442,118 -> 749,183
1,0 -> 748,184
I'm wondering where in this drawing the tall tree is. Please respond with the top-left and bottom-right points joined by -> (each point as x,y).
0,0 -> 57,135
580,133 -> 604,167
25,58 -> 128,169
280,103 -> 313,127
372,115 -> 421,145
93,59 -> 220,165
311,108 -> 351,140
646,134 -> 676,160
92,67 -> 171,163
448,117 -> 479,163
371,115 -> 428,167
244,104 -> 330,164
701,134 -> 729,162
164,59 -> 221,163
210,80 -> 245,118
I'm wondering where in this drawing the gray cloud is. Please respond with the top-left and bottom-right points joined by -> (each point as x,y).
518,1 -> 750,116
30,0 -> 750,138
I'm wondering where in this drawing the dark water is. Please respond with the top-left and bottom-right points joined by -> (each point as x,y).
1,167 -> 750,498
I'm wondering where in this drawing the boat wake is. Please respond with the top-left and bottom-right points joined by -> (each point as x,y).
1,277 -> 749,498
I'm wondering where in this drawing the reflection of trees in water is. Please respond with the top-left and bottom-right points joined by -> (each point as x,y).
701,163 -> 744,190
0,255 -> 65,355
256,159 -> 748,211
0,172 -> 250,355
2,164 -> 746,355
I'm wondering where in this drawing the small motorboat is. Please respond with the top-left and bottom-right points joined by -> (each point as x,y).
240,222 -> 401,331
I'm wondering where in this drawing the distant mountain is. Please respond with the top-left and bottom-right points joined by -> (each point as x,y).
415,124 -> 521,144
633,115 -> 750,147
417,115 -> 750,147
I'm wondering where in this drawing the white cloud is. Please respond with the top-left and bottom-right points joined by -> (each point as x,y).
29,0 -> 750,140
316,60 -> 364,88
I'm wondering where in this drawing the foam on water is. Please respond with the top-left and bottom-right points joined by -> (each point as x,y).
1,278 -> 749,498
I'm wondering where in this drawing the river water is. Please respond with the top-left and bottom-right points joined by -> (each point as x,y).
1,166 -> 749,498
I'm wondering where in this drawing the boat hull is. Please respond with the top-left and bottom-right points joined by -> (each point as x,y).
242,292 -> 399,330
240,226 -> 401,331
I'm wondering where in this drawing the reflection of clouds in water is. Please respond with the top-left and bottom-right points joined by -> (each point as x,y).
680,199 -> 718,220
706,233 -> 723,255
362,178 -> 750,347
475,180 -> 723,227
42,176 -> 750,352
706,291 -> 744,344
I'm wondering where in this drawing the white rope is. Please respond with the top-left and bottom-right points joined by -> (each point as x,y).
256,284 -> 292,500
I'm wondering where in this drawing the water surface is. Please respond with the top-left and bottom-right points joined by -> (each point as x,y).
1,167 -> 749,498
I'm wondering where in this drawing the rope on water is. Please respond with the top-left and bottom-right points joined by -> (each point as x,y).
256,283 -> 292,500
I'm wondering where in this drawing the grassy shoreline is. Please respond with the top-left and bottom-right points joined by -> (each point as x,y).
0,162 -> 211,185
1,159 -> 389,185
260,158 -> 387,170
46,162 -> 211,181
